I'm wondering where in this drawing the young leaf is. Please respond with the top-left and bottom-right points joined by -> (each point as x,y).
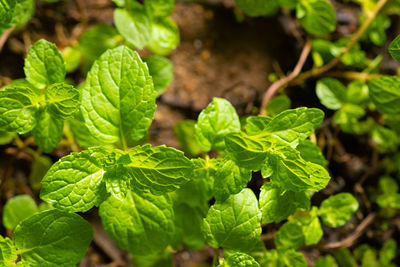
148,17 -> 180,56
266,95 -> 291,116
292,208 -> 323,245
202,189 -> 262,252
174,120 -> 202,157
0,0 -> 16,28
234,0 -> 280,17
389,34 -> 400,62
114,7 -> 152,49
0,86 -> 39,134
274,221 -> 304,250
32,111 -> 64,153
121,144 -> 193,194
195,97 -> 241,152
319,193 -> 359,227
379,239 -> 396,266
0,236 -> 17,266
3,195 -> 38,230
283,250 -> 308,267
214,159 -> 252,201
316,78 -> 347,110
143,55 -> 174,95
0,131 -> 14,145
45,83 -> 80,119
259,182 -> 310,224
13,209 -> 93,266
62,46 -> 82,73
99,191 -> 174,255
296,0 -> 336,35
220,252 -> 260,267
40,148 -> 108,212
313,255 -> 338,267
81,45 -> 156,145
29,155 -> 52,190
145,0 -> 175,18
368,76 -> 400,114
24,39 -> 66,90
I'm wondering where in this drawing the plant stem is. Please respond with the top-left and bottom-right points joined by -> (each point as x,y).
290,0 -> 388,86
323,71 -> 381,81
260,37 -> 311,115
212,248 -> 220,266
0,26 -> 15,53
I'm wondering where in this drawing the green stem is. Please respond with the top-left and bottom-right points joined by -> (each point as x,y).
212,248 -> 220,267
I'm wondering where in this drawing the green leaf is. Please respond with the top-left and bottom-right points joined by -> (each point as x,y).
261,107 -> 324,147
279,0 -> 297,9
0,86 -> 39,134
293,208 -> 323,245
122,144 -> 193,194
246,116 -> 272,136
266,95 -> 291,116
11,0 -> 35,29
78,24 -> 121,62
371,125 -> 399,153
214,159 -> 251,201
234,0 -> 280,17
0,236 -> 17,266
32,111 -> 64,153
296,0 -> 336,35
45,83 -> 80,119
220,252 -> 260,267
368,76 -> 400,114
316,78 -> 347,110
114,7 -> 152,49
13,209 -> 93,266
379,239 -> 396,265
0,0 -> 16,28
0,131 -> 14,145
24,39 -> 66,90
259,182 -> 310,224
361,14 -> 390,46
297,140 -> 327,167
319,193 -> 359,227
202,189 -> 262,252
40,148 -> 108,212
172,203 -> 206,250
195,97 -> 241,152
148,17 -> 180,55
275,221 -> 304,249
145,0 -> 175,17
313,255 -> 338,267
283,250 -> 307,267
389,34 -> 400,62
29,155 -> 52,190
173,120 -> 202,157
333,104 -> 373,134
143,55 -> 174,95
81,45 -> 156,145
3,195 -> 38,230
99,191 -> 174,255
335,248 -> 357,267
62,46 -> 82,73
225,132 -> 269,171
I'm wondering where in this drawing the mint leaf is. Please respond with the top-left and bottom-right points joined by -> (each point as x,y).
10,0 -> 35,30
259,182 -> 310,224
195,97 -> 241,152
246,116 -> 272,136
389,34 -> 400,62
0,131 -> 14,145
0,0 -> 16,28
0,236 -> 17,266
29,155 -> 52,190
174,120 -> 202,157
368,76 -> 400,114
220,252 -> 260,267
122,144 -> 193,194
297,140 -> 327,167
172,203 -> 206,250
214,159 -> 252,201
32,111 -> 64,153
81,45 -> 156,145
62,46 -> 82,73
114,7 -> 151,49
292,207 -> 323,245
145,0 -> 174,18
143,55 -> 174,96
3,195 -> 38,230
13,209 -> 93,266
234,0 -> 279,17
24,39 -> 66,90
283,250 -> 307,267
40,148 -> 108,212
319,193 -> 359,227
45,83 -> 80,119
275,221 -> 304,250
316,78 -> 347,110
202,189 -> 262,252
296,0 -> 336,35
313,255 -> 338,267
266,95 -> 291,116
0,86 -> 39,134
379,239 -> 396,266
148,17 -> 179,56
99,191 -> 174,255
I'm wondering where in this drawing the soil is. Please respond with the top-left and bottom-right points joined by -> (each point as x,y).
1,0 -> 400,266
